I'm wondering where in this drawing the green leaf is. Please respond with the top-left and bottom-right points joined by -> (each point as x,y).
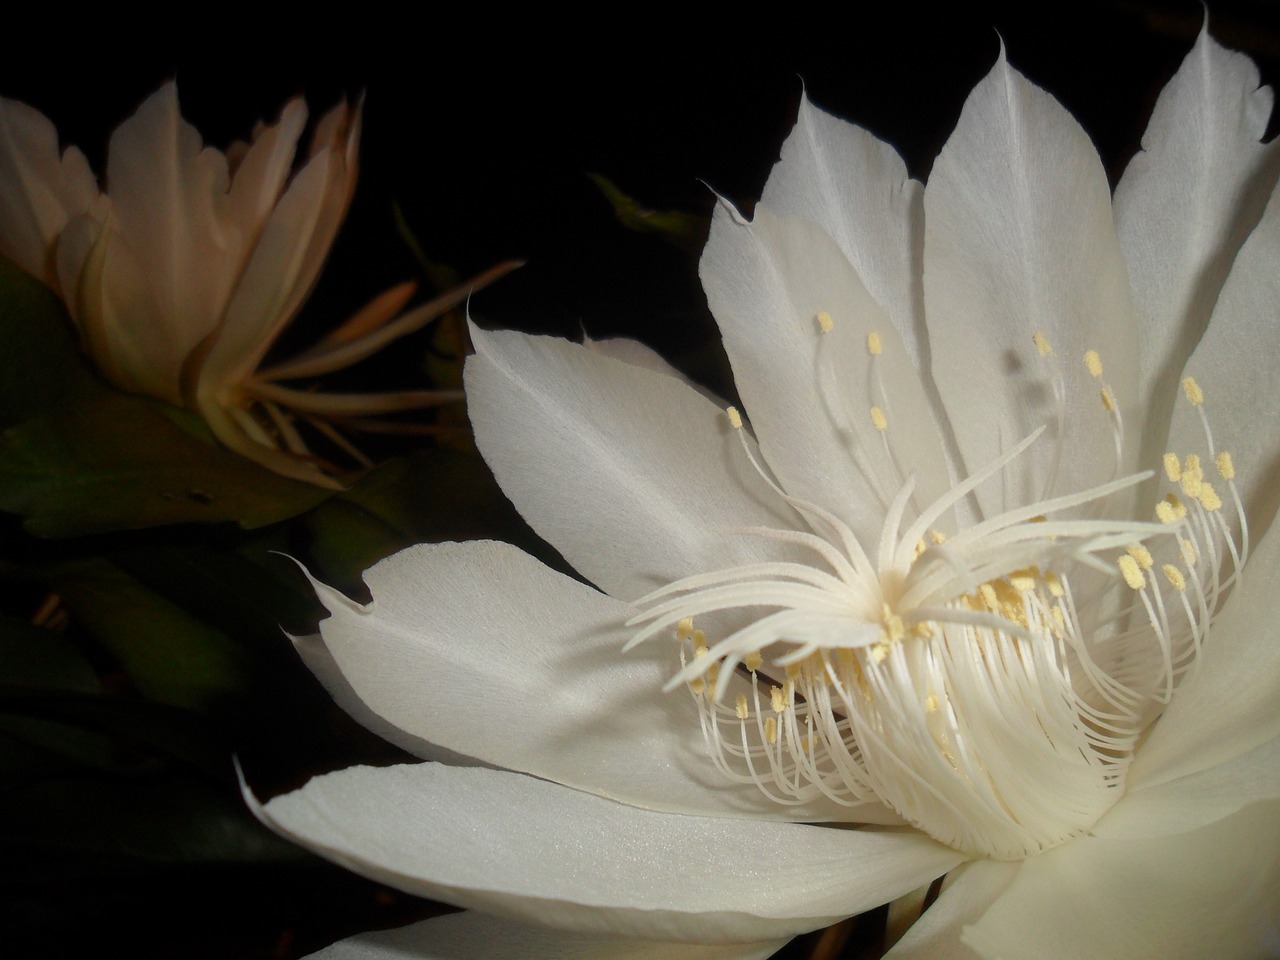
0,391 -> 331,536
0,692 -> 228,778
0,256 -> 104,428
0,772 -> 304,865
588,173 -> 710,254
51,559 -> 250,711
0,616 -> 99,694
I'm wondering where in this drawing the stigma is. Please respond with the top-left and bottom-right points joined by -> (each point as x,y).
628,321 -> 1248,861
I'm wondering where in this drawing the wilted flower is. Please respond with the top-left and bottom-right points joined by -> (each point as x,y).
0,83 -> 511,486
249,27 -> 1280,959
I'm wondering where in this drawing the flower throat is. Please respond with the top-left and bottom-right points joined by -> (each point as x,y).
629,319 -> 1248,860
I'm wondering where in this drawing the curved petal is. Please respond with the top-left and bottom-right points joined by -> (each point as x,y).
883,860 -> 1019,960
1114,24 -> 1280,445
249,763 -> 966,944
465,325 -> 798,601
103,82 -> 240,401
922,50 -> 1142,516
760,94 -> 925,365
0,95 -> 98,288
962,800 -> 1280,960
306,911 -> 788,960
701,202 -> 950,545
1165,180 -> 1280,545
305,539 -> 883,823
224,97 -> 308,246
581,334 -> 722,404
291,632 -> 485,768
1094,733 -> 1280,840
1125,504 -> 1280,789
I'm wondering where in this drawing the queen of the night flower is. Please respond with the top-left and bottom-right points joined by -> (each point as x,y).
0,83 -> 513,486
247,25 -> 1280,960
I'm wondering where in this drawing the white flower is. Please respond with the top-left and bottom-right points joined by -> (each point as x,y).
0,83 -> 508,487
247,27 -> 1280,960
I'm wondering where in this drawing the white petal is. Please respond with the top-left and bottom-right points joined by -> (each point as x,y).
1095,734 -> 1280,840
103,82 -> 240,401
1125,504 -> 1280,789
291,632 -> 484,768
465,325 -> 798,601
250,763 -> 965,944
922,51 -> 1142,515
883,861 -> 1019,960
306,539 -> 880,823
701,202 -> 950,545
0,95 -> 98,288
963,800 -> 1280,960
1165,180 -> 1280,542
1114,25 -> 1280,436
581,335 -> 722,403
306,911 -> 788,960
760,94 -> 925,365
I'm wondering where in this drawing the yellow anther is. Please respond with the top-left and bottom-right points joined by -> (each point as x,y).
1216,451 -> 1236,480
770,685 -> 786,713
693,629 -> 707,647
1045,572 -> 1064,597
816,310 -> 834,334
735,693 -> 750,720
1010,574 -> 1037,592
979,583 -> 999,611
694,644 -> 709,660
676,617 -> 694,642
744,651 -> 763,672
913,538 -> 927,559
1162,564 -> 1187,591
867,330 -> 883,355
1180,537 -> 1198,566
870,642 -> 890,664
1100,387 -> 1117,412
1163,453 -> 1182,483
913,621 -> 935,638
1033,330 -> 1053,356
705,661 -> 719,685
1118,554 -> 1147,590
1198,482 -> 1222,512
764,716 -> 778,744
1051,605 -> 1066,630
870,406 -> 888,431
1181,454 -> 1203,495
1182,376 -> 1204,406
1156,500 -> 1178,524
689,676 -> 706,696
1126,543 -> 1154,570
930,529 -> 947,545
1084,350 -> 1103,377
925,693 -> 939,714
1167,492 -> 1188,519
726,406 -> 743,430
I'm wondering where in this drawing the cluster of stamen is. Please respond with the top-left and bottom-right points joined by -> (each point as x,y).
629,318 -> 1247,860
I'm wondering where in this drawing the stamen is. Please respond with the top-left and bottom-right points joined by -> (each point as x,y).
1182,376 -> 1204,406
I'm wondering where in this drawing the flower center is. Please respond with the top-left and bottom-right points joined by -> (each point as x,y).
629,322 -> 1247,861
